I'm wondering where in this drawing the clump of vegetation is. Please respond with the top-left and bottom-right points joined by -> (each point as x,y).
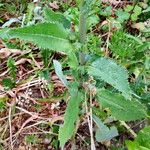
0,0 -> 149,149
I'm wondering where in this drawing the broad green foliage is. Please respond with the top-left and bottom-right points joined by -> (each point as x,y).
97,89 -> 147,121
43,7 -> 70,28
0,23 -> 72,53
0,0 -> 149,149
93,115 -> 118,142
53,60 -> 68,87
126,126 -> 150,150
58,86 -> 81,147
88,57 -> 131,99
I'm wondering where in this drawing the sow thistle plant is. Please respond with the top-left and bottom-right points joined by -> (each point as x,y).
0,0 -> 149,149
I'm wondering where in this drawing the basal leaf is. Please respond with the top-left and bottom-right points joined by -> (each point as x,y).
97,89 -> 147,121
53,60 -> 68,87
88,57 -> 131,99
58,86 -> 81,148
0,23 -> 73,53
43,7 -> 71,28
93,115 -> 118,142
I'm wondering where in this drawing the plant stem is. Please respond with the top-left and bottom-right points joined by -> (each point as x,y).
79,0 -> 87,65
85,92 -> 96,150
120,121 -> 137,138
89,91 -> 96,150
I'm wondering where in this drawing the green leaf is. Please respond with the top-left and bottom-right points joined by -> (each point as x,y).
131,13 -> 138,21
41,49 -> 51,67
0,3 -> 4,7
2,78 -> 15,90
133,5 -> 142,16
88,57 -> 131,99
43,7 -> 71,28
0,97 -> 7,112
125,141 -> 140,150
93,115 -> 118,142
143,7 -> 150,13
7,57 -> 16,80
126,126 -> 150,150
58,87 -> 81,147
0,23 -> 73,53
136,126 -> 150,149
97,89 -> 147,121
0,28 -> 10,39
116,9 -> 130,23
25,135 -> 38,145
87,14 -> 99,28
26,3 -> 34,23
53,60 -> 68,87
124,5 -> 133,12
142,28 -> 150,33
101,6 -> 112,16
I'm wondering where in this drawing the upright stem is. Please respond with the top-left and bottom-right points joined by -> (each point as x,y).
79,0 -> 87,65
85,91 -> 96,150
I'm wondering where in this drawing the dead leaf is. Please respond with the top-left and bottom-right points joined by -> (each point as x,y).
15,58 -> 32,66
132,22 -> 145,31
0,48 -> 22,59
102,0 -> 121,5
49,1 -> 59,9
101,140 -> 111,147
0,48 -> 11,58
101,20 -> 109,27
16,145 -> 26,150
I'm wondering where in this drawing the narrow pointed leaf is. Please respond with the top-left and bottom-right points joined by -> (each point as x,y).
97,89 -> 147,121
88,57 -> 131,99
58,87 -> 81,147
0,23 -> 72,53
53,60 -> 68,87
